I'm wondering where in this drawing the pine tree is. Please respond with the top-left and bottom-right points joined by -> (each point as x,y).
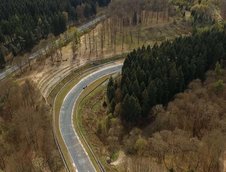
109,29 -> 226,126
215,61 -> 222,78
141,89 -> 149,117
168,62 -> 178,96
0,51 -> 5,68
122,94 -> 141,125
107,77 -> 115,102
0,0 -> 111,56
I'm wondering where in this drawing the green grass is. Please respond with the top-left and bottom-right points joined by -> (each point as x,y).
75,77 -> 119,172
52,71 -> 108,172
48,18 -> 192,172
51,56 -> 124,172
48,53 -> 125,104
53,75 -> 87,172
75,76 -> 109,172
112,19 -> 191,52
110,151 -> 119,162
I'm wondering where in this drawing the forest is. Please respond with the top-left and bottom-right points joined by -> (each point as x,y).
0,0 -> 110,67
107,28 -> 226,127
99,27 -> 226,172
0,79 -> 63,171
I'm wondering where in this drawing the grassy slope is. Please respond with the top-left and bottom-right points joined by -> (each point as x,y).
77,76 -> 121,172
51,57 -> 124,171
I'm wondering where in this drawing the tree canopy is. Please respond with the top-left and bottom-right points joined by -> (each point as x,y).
0,0 -> 111,66
108,29 -> 226,126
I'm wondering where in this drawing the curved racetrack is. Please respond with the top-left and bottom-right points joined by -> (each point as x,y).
59,64 -> 122,172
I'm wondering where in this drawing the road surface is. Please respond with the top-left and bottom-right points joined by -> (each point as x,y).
59,64 -> 122,172
0,16 -> 105,81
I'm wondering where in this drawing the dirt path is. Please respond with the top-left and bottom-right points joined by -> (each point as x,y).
111,151 -> 126,166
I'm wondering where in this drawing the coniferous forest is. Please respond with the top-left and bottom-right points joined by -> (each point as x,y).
107,29 -> 226,126
0,0 -> 110,66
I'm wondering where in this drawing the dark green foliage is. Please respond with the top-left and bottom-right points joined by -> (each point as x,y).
0,0 -> 111,67
109,29 -> 226,126
107,76 -> 117,113
0,51 -> 5,68
98,0 -> 111,7
169,169 -> 175,172
107,77 -> 115,102
122,94 -> 141,125
52,13 -> 67,36
191,4 -> 214,25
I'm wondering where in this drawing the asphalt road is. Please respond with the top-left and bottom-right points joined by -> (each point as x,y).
59,64 -> 122,172
0,16 -> 105,81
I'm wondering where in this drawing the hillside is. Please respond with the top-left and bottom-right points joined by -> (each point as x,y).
108,29 -> 226,127
0,0 -> 110,67
83,66 -> 226,171
0,0 -> 226,171
0,79 -> 63,171
79,29 -> 226,172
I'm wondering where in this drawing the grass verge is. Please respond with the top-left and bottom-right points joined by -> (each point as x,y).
50,56 -> 124,171
75,76 -> 119,172
74,76 -> 109,172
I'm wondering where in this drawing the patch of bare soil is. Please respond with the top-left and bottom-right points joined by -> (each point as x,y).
111,151 -> 126,166
22,16 -> 191,98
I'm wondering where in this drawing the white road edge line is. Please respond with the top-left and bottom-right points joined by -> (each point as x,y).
59,64 -> 122,172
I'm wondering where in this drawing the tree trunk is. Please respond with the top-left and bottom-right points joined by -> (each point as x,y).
100,25 -> 104,56
0,157 -> 5,169
121,19 -> 124,52
157,11 -> 159,23
95,37 -> 98,58
114,29 -> 117,54
85,34 -> 87,50
92,29 -> 95,51
108,19 -> 111,47
89,33 -> 92,54
137,27 -> 141,46
130,31 -> 133,45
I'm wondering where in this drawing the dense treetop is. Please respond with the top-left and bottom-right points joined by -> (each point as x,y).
107,28 -> 226,126
0,0 -> 110,65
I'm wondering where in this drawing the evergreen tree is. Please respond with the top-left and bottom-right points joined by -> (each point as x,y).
108,29 -> 226,126
168,62 -> 178,97
0,0 -> 111,57
107,77 -> 115,102
141,89 -> 149,117
215,61 -> 222,77
122,94 -> 141,125
98,0 -> 111,7
0,51 -> 5,68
